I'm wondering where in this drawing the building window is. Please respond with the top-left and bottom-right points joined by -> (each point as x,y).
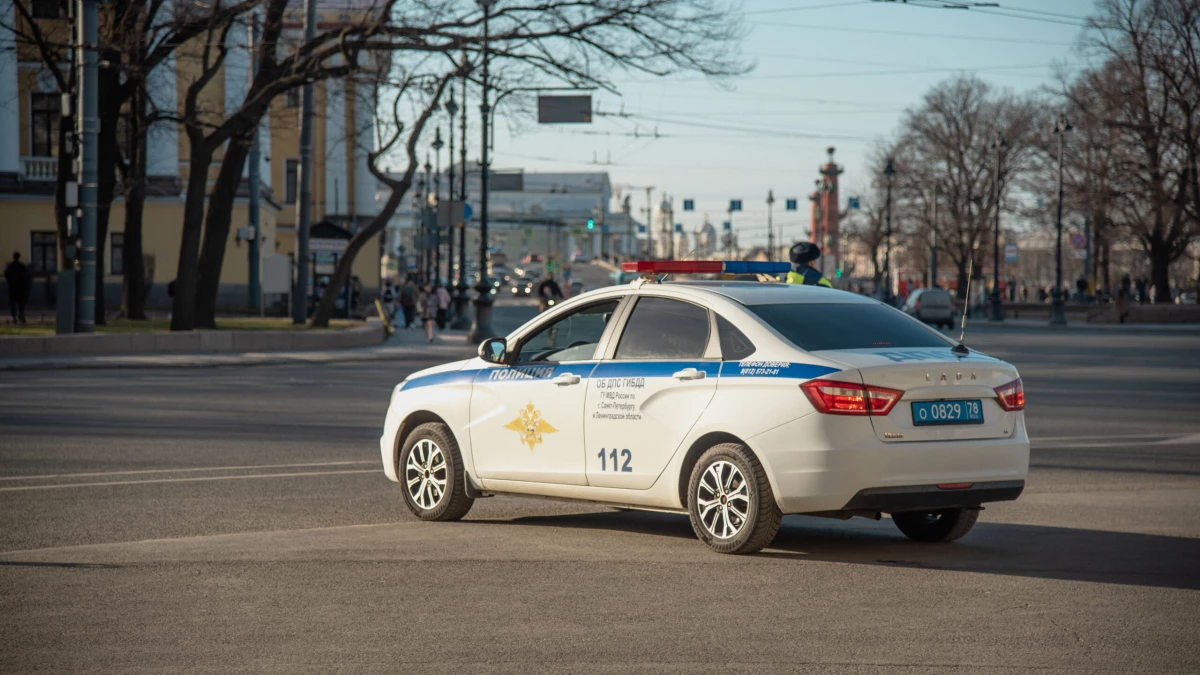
31,0 -> 60,19
285,88 -> 301,108
30,231 -> 58,277
110,232 -> 124,276
285,159 -> 299,204
30,93 -> 61,158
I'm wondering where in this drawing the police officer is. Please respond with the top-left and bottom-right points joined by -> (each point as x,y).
786,242 -> 832,287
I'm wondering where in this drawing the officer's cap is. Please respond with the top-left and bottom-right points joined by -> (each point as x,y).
789,242 -> 821,264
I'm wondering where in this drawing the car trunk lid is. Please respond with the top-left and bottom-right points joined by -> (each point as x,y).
812,347 -> 1021,443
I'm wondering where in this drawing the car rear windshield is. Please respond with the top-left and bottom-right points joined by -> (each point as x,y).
746,303 -> 954,351
919,290 -> 952,306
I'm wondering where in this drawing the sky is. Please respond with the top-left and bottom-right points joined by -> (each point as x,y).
470,0 -> 1097,249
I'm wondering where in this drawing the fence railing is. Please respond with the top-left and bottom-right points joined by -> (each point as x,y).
21,156 -> 57,180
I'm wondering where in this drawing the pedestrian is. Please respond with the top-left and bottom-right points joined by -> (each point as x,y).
381,280 -> 397,324
536,273 -> 564,313
4,252 -> 31,324
1136,277 -> 1147,304
417,281 -> 437,342
1117,274 -> 1132,323
435,282 -> 451,329
400,275 -> 417,329
785,242 -> 832,288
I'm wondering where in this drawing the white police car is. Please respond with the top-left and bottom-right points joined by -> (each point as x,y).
380,261 -> 1029,554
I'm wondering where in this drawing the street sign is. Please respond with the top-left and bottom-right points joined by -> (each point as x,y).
523,226 -> 534,238
463,203 -> 473,220
572,225 -> 584,236
722,221 -> 731,230
674,223 -> 683,233
602,224 -> 610,234
310,237 -> 348,253
1003,242 -> 1019,264
537,95 -> 593,123
785,199 -> 798,211
729,200 -> 742,212
637,224 -> 646,233
683,199 -> 694,211
1070,233 -> 1087,249
848,196 -> 860,210
1070,247 -> 1087,260
262,254 -> 290,294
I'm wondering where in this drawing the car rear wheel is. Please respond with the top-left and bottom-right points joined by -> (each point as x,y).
399,422 -> 474,521
687,443 -> 781,554
892,508 -> 978,542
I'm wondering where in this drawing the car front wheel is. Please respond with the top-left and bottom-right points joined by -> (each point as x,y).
892,508 -> 979,542
687,443 -> 782,554
399,422 -> 474,521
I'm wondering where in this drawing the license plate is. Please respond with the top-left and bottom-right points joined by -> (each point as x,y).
911,400 -> 984,426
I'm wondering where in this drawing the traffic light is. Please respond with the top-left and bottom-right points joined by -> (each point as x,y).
586,219 -> 595,230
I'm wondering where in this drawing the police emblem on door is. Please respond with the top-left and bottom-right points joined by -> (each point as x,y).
504,403 -> 558,450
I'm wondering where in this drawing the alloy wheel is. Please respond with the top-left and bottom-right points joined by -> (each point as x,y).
696,460 -> 750,539
405,439 -> 448,510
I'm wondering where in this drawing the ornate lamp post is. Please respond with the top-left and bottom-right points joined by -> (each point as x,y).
989,133 -> 1008,322
1051,115 -> 1072,326
468,0 -> 497,343
883,157 -> 895,305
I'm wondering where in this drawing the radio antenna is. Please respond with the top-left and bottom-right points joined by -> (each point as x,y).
953,259 -> 973,354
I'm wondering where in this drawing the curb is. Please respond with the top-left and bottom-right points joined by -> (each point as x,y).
0,318 -> 386,359
0,343 -> 477,372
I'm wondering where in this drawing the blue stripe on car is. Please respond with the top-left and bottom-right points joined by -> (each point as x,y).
402,360 -> 839,389
719,361 -> 840,379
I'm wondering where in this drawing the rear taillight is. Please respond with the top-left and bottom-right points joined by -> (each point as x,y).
994,377 -> 1025,411
801,379 -> 903,416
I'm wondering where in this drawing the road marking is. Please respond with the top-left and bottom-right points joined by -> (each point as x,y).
0,460 -> 376,481
0,469 -> 379,492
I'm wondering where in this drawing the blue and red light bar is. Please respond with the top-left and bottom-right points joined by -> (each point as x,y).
621,260 -> 792,275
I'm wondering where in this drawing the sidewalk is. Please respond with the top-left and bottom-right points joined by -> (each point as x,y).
966,317 -> 1200,332
0,323 -> 477,372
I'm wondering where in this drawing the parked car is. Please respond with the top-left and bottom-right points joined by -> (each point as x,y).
901,287 -> 955,328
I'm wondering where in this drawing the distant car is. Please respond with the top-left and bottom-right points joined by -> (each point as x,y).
1176,291 -> 1197,305
902,288 -> 954,329
569,280 -> 585,297
573,253 -> 590,263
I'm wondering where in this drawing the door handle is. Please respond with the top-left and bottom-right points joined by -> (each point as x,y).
552,373 -> 581,386
672,368 -> 706,381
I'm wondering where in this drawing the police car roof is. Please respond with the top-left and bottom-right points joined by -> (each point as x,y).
661,281 -> 878,306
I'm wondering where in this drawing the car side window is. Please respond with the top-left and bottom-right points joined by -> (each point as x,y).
716,314 -> 756,360
514,300 -> 620,363
614,297 -> 710,360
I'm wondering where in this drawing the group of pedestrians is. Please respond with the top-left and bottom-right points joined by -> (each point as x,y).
381,275 -> 452,343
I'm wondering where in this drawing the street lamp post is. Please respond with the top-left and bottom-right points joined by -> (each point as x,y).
432,128 -> 444,284
452,68 -> 471,329
468,0 -> 496,343
766,190 -> 775,262
989,133 -> 1007,322
1051,115 -> 1072,326
444,95 -> 457,303
423,154 -> 433,283
883,158 -> 895,305
930,182 -> 939,288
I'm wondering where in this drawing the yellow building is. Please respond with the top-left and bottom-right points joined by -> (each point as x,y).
0,0 -> 381,314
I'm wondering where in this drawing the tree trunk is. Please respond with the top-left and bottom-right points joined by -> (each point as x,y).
171,138 -> 214,331
194,135 -> 252,328
92,51 -> 123,326
1148,239 -> 1173,304
955,258 -> 969,300
310,189 -> 407,327
121,90 -> 147,320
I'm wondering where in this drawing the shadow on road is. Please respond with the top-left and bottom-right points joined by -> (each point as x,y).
488,510 -> 1200,591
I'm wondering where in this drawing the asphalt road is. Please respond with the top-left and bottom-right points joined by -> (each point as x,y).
2,312 -> 1198,674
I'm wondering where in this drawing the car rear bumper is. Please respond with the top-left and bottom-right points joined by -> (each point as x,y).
841,480 -> 1025,513
747,414 -> 1030,514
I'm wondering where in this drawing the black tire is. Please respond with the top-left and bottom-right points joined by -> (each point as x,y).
398,422 -> 474,521
686,443 -> 782,554
892,508 -> 979,542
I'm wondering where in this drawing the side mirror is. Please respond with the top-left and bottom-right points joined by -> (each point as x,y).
478,337 -> 507,364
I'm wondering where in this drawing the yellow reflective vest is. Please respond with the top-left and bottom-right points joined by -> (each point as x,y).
786,268 -> 833,288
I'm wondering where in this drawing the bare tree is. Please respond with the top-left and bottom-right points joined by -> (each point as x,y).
1082,0 -> 1200,301
308,0 -> 748,327
895,75 -> 1039,299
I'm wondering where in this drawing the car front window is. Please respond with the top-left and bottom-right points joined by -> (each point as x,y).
514,300 -> 620,363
